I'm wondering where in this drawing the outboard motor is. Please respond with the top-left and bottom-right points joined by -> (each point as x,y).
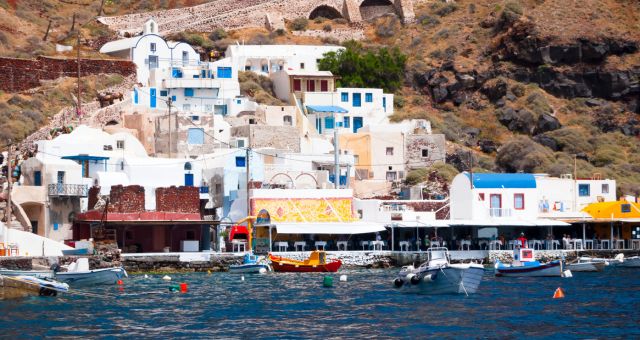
50,263 -> 61,273
393,278 -> 404,288
410,274 -> 421,285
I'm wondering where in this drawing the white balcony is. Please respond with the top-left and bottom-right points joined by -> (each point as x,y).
48,184 -> 88,197
163,78 -> 223,89
489,208 -> 512,218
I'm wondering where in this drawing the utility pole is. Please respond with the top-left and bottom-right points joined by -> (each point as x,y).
167,97 -> 172,157
333,111 -> 340,189
246,126 -> 251,217
76,30 -> 81,122
5,140 -> 12,228
469,150 -> 474,190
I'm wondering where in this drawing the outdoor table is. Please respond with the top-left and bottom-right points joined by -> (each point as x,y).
632,239 -> 640,250
371,240 -> 384,250
479,240 -> 489,250
530,240 -> 542,250
275,241 -> 288,252
399,241 -> 409,251
337,241 -> 348,251
294,241 -> 307,251
584,240 -> 594,249
315,241 -> 327,250
361,241 -> 371,250
489,240 -> 502,250
431,241 -> 441,247
545,240 -> 560,250
508,240 -> 520,250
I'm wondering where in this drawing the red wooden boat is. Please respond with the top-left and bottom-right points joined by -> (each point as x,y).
269,251 -> 342,272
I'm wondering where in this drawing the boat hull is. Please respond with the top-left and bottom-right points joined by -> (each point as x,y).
397,264 -> 485,295
55,267 -> 127,286
229,263 -> 271,273
495,260 -> 563,277
619,257 -> 640,268
567,261 -> 606,272
0,269 -> 54,279
0,275 -> 68,299
271,260 -> 342,273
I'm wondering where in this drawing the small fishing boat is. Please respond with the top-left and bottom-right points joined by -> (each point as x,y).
61,248 -> 91,256
618,255 -> 640,268
53,258 -> 127,286
0,268 -> 54,279
229,254 -> 271,274
392,247 -> 485,295
495,248 -> 565,277
269,250 -> 341,272
567,257 -> 607,272
0,275 -> 69,299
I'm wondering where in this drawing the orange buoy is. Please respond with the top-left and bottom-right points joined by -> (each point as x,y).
553,287 -> 565,299
117,279 -> 123,285
180,282 -> 188,293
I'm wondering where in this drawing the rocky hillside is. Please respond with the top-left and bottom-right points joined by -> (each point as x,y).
385,0 -> 640,196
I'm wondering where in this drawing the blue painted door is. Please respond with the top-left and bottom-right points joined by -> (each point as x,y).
34,171 -> 41,186
353,117 -> 363,132
184,173 -> 194,186
352,93 -> 361,107
150,88 -> 157,108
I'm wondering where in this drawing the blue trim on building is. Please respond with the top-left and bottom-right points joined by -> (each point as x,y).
464,172 -> 537,189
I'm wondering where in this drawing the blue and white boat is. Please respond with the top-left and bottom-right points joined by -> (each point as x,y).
229,254 -> 271,274
494,248 -> 564,277
393,247 -> 485,295
53,258 -> 127,286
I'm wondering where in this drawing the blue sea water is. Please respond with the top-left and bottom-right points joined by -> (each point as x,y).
0,267 -> 639,338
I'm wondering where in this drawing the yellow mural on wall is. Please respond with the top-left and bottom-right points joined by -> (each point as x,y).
251,198 -> 357,223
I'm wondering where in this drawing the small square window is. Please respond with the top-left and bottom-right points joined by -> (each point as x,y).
478,193 -> 485,201
514,193 -> 525,210
191,115 -> 199,121
300,62 -> 305,69
150,43 -> 156,52
235,156 -> 246,167
578,184 -> 590,197
365,93 -> 373,102
160,90 -> 168,97
622,204 -> 631,213
236,99 -> 242,104
421,149 -> 429,157
184,88 -> 194,97
602,183 -> 609,194
341,92 -> 349,102
386,147 -> 394,156
116,140 -> 125,150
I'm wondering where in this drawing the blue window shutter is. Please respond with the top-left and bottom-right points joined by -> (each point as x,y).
34,171 -> 42,186
235,156 -> 246,167
341,92 -> 348,102
324,116 -> 334,129
343,116 -> 350,128
217,67 -> 232,78
185,88 -> 194,97
171,95 -> 176,102
383,97 -> 386,111
353,93 -> 361,107
160,90 -> 168,97
365,93 -> 373,102
133,88 -> 138,104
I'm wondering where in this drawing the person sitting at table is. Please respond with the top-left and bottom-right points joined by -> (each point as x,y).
424,237 -> 430,249
376,232 -> 382,242
517,232 -> 527,248
416,235 -> 422,251
498,234 -> 506,246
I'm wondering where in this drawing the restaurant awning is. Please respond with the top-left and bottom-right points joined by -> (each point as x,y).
275,222 -> 386,234
444,219 -> 571,227
391,220 -> 450,228
306,105 -> 348,113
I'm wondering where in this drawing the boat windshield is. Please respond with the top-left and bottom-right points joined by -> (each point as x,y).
427,247 -> 450,264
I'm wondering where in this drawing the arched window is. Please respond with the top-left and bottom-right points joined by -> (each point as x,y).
184,162 -> 192,171
149,21 -> 156,33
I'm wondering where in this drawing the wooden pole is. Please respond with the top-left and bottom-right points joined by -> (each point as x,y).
76,30 -> 81,121
5,141 -> 12,226
71,13 -> 76,32
43,19 -> 52,41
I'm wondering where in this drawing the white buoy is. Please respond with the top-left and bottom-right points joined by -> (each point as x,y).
144,274 -> 149,279
162,275 -> 172,281
259,268 -> 267,274
241,275 -> 245,281
339,275 -> 347,282
562,270 -> 573,278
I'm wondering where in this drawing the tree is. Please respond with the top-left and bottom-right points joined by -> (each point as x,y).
318,41 -> 406,93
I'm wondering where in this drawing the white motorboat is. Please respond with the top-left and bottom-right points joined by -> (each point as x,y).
392,247 -> 485,295
494,248 -> 566,277
618,254 -> 640,268
53,258 -> 127,286
567,257 -> 607,272
229,254 -> 271,274
0,268 -> 55,279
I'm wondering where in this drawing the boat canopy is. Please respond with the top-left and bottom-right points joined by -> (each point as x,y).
230,225 -> 249,240
443,219 -> 570,227
275,222 -> 386,234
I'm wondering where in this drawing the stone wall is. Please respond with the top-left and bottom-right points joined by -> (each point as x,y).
108,185 -> 145,213
405,133 -> 446,170
122,254 -> 241,273
0,56 -> 135,92
231,125 -> 301,152
155,186 -> 200,213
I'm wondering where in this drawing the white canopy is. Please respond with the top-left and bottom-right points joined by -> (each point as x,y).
390,220 -> 450,228
445,219 -> 570,227
275,222 -> 386,235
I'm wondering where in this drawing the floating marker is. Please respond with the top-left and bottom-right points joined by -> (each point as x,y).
180,282 -> 188,293
259,267 -> 267,274
241,275 -> 245,281
144,274 -> 149,279
339,275 -> 347,282
162,275 -> 172,281
117,279 -> 123,285
207,270 -> 212,275
562,270 -> 573,278
553,287 -> 565,299
323,276 -> 333,287
169,284 -> 180,292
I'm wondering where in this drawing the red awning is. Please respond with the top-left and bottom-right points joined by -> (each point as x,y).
230,225 -> 249,240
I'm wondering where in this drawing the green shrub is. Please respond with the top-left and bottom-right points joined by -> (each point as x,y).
431,2 -> 458,17
274,28 -> 286,36
525,91 -> 552,116
375,16 -> 399,38
333,18 -> 348,25
496,136 -> 554,172
504,1 -> 524,15
291,17 -> 309,31
418,14 -> 440,28
543,128 -> 594,154
208,29 -> 227,41
323,24 -> 332,32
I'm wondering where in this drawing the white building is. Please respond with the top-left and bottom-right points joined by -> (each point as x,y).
535,174 -> 616,219
224,44 -> 344,77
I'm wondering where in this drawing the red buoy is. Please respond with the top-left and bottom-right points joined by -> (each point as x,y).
117,279 -> 123,285
180,282 -> 188,293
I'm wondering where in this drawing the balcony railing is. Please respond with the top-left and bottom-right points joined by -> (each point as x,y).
48,184 -> 89,197
489,208 -> 512,218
